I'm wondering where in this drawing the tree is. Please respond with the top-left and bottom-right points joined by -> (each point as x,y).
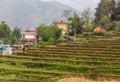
95,0 -> 116,26
111,1 -> 120,21
10,35 -> 17,44
81,8 -> 94,32
36,25 -> 49,41
36,25 -> 62,42
0,21 -> 12,43
83,23 -> 94,32
69,12 -> 82,36
0,21 -> 19,44
12,27 -> 21,41
0,21 -> 11,38
100,15 -> 110,27
50,25 -> 62,41
81,8 -> 93,23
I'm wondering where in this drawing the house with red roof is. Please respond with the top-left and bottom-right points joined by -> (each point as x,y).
20,29 -> 37,44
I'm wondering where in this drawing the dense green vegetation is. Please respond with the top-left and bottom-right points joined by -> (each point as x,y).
0,21 -> 21,44
69,13 -> 83,35
94,0 -> 120,31
36,25 -> 62,46
36,25 -> 62,42
12,27 -> 22,41
111,0 -> 120,21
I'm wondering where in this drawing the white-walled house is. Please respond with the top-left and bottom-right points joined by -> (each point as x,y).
20,29 -> 37,43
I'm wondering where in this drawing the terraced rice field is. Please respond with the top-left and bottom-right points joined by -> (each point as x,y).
0,37 -> 120,82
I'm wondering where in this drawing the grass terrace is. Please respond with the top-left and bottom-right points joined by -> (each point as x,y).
0,36 -> 120,82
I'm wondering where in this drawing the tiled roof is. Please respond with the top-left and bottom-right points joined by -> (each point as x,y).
25,30 -> 36,32
21,32 -> 37,35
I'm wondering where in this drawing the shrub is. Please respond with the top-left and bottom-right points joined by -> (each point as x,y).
82,32 -> 94,37
93,32 -> 105,36
83,23 -> 94,32
107,21 -> 117,31
36,25 -> 62,42
116,22 -> 120,32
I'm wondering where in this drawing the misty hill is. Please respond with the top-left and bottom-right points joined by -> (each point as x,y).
0,0 -> 79,29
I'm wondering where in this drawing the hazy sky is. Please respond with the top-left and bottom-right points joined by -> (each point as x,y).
40,0 -> 100,12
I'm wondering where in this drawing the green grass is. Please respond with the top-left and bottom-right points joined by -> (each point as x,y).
0,36 -> 120,81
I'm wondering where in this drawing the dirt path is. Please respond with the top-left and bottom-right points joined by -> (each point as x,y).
56,77 -> 119,82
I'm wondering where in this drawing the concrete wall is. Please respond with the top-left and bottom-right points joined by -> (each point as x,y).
56,23 -> 68,36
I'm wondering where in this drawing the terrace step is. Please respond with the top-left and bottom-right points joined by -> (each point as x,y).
27,51 -> 120,57
0,57 -> 120,69
0,60 -> 120,78
1,36 -> 120,81
4,55 -> 120,63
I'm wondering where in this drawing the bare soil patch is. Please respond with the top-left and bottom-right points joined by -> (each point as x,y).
56,77 -> 119,82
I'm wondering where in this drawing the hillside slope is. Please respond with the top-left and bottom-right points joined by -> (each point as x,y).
0,36 -> 120,82
0,0 -> 79,28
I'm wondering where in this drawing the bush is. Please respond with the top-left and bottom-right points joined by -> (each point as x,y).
116,32 -> 120,36
116,22 -> 120,32
36,25 -> 62,42
107,21 -> 117,31
93,32 -> 105,36
76,32 -> 96,38
82,32 -> 94,37
103,31 -> 117,36
83,23 -> 94,32
37,38 -> 55,47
